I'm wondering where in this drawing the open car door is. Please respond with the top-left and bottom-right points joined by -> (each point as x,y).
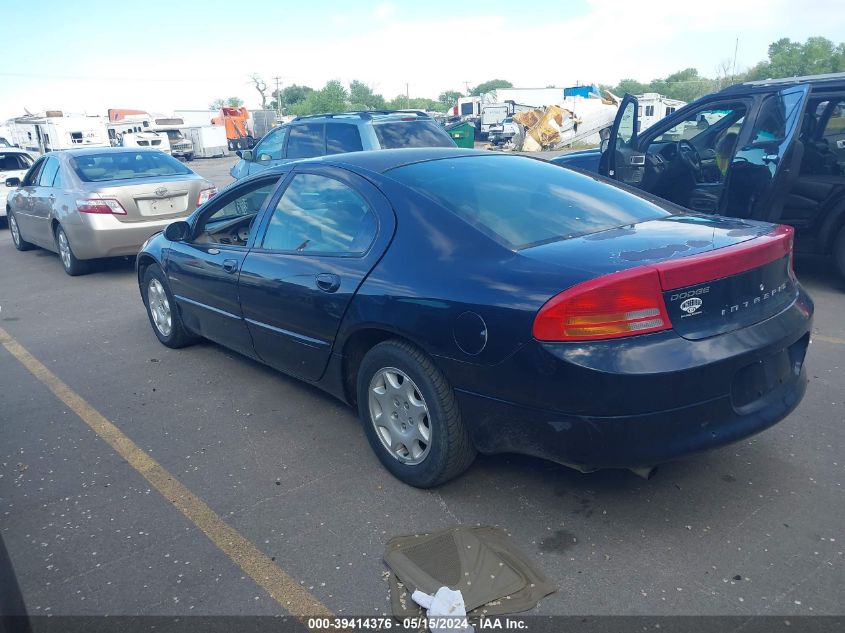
721,84 -> 810,222
601,93 -> 646,186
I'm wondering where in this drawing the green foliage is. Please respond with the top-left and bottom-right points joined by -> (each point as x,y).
270,84 -> 315,113
746,37 -> 845,80
386,94 -> 441,111
288,80 -> 349,116
438,90 -> 464,109
349,80 -> 387,110
611,37 -> 845,104
469,79 -> 513,96
209,97 -> 244,110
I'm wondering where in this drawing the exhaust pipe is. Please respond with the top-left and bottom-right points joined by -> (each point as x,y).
629,466 -> 657,480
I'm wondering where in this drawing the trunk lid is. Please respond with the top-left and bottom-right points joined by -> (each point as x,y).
91,176 -> 206,223
523,215 -> 798,340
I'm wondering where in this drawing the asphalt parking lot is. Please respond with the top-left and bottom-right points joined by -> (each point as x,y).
1,155 -> 844,622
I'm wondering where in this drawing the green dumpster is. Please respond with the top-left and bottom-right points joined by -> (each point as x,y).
445,121 -> 475,149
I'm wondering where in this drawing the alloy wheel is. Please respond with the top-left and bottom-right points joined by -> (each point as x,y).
9,215 -> 21,247
368,367 -> 432,465
57,229 -> 72,271
147,278 -> 173,337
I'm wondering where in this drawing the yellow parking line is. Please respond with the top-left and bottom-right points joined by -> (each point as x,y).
0,326 -> 334,620
814,334 -> 845,345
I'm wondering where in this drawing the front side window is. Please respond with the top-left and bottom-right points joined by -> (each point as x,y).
22,158 -> 45,186
287,123 -> 325,159
261,173 -> 377,254
69,151 -> 192,182
653,104 -> 746,143
38,158 -> 60,187
254,127 -> 287,161
194,179 -> 278,246
0,153 -> 33,171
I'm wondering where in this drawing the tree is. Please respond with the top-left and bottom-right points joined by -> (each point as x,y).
747,37 -> 845,80
250,74 -> 269,109
469,79 -> 512,96
270,84 -> 314,113
348,80 -> 387,110
289,80 -> 349,116
387,95 -> 440,111
209,97 -> 244,110
438,90 -> 463,110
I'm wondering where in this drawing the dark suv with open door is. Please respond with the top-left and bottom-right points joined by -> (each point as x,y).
552,73 -> 845,281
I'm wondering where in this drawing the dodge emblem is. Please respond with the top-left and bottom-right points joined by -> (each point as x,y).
680,297 -> 703,314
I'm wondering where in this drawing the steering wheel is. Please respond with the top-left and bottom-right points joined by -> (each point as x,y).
678,140 -> 701,172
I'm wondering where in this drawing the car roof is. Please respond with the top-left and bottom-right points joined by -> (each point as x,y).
717,71 -> 845,96
288,110 -> 434,125
54,147 -> 168,158
307,147 -> 492,173
0,147 -> 30,154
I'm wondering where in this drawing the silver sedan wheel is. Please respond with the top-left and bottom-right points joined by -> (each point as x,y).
9,214 -> 21,247
147,278 -> 173,337
368,367 -> 432,465
57,229 -> 72,270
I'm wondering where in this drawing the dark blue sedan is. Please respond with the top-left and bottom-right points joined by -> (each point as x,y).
136,148 -> 813,487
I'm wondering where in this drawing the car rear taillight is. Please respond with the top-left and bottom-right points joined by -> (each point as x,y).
197,186 -> 217,206
533,267 -> 671,341
76,197 -> 127,215
533,225 -> 795,342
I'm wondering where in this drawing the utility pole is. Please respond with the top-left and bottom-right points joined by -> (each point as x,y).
463,80 -> 471,94
272,76 -> 282,117
731,38 -> 739,82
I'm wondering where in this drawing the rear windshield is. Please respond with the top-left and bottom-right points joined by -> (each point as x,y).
0,153 -> 32,170
389,155 -> 670,249
373,120 -> 455,149
69,151 -> 193,182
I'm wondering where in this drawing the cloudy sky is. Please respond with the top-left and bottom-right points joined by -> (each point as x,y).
2,0 -> 844,120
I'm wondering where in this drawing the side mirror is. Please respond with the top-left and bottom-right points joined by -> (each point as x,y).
600,138 -> 609,153
163,220 -> 190,242
235,150 -> 242,158
240,149 -> 254,161
5,177 -> 21,187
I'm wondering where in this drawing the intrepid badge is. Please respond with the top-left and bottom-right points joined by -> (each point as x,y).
680,297 -> 703,315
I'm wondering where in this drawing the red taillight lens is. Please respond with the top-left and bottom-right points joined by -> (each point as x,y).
533,267 -> 671,341
76,197 -> 127,215
197,186 -> 217,206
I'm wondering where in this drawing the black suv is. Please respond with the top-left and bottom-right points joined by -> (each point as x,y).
230,110 -> 456,180
553,73 -> 845,279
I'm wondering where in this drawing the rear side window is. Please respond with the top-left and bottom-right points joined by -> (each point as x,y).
38,158 -> 60,186
261,173 -> 377,254
326,124 -> 363,154
0,153 -> 32,171
69,151 -> 192,182
373,120 -> 455,149
389,155 -> 669,250
287,123 -> 325,159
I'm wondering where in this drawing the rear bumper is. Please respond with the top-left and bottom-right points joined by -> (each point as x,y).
64,214 -> 184,259
449,290 -> 813,471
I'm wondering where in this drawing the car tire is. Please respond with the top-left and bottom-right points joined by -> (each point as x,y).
357,340 -> 476,488
834,225 -> 845,282
8,211 -> 33,251
142,264 -> 198,348
185,153 -> 194,162
55,225 -> 89,276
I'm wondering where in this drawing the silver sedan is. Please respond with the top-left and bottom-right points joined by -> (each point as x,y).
5,147 -> 216,275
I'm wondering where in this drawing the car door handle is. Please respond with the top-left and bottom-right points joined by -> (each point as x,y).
315,273 -> 341,293
222,259 -> 239,274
